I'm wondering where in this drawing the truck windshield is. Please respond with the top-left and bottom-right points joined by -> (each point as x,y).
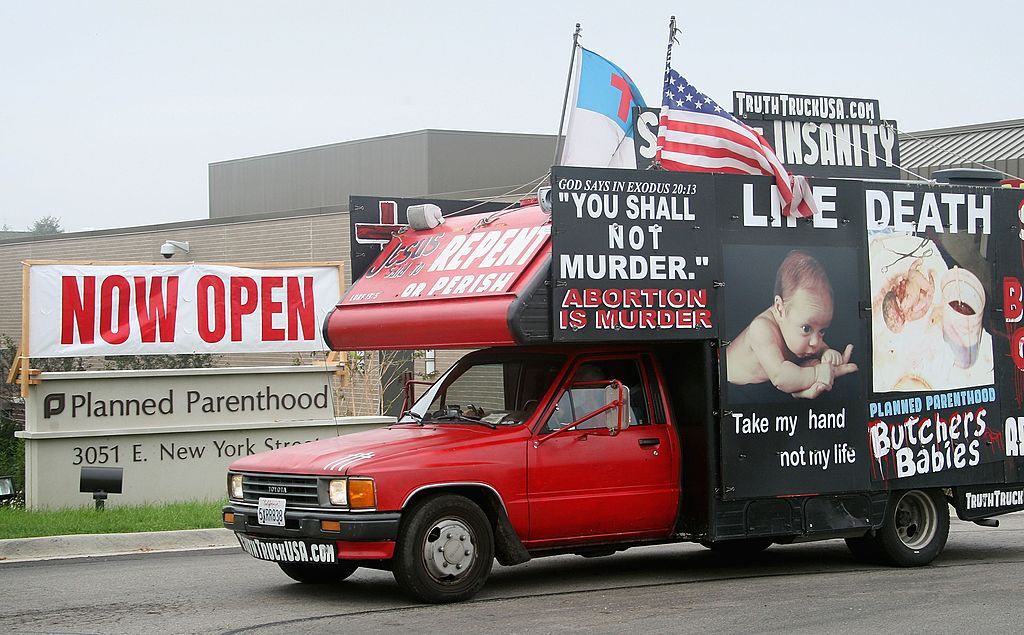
401,354 -> 565,426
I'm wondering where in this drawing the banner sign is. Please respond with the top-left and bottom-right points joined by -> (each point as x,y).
733,90 -> 899,179
350,196 -> 510,281
342,206 -> 551,306
28,263 -> 342,357
550,167 -> 719,341
631,93 -> 898,178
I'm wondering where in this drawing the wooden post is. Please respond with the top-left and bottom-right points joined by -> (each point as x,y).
21,262 -> 30,397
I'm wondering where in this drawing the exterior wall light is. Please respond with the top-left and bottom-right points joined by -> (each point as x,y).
0,475 -> 14,503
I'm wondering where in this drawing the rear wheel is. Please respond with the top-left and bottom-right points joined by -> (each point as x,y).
875,489 -> 949,566
277,561 -> 358,584
846,489 -> 948,566
392,494 -> 494,603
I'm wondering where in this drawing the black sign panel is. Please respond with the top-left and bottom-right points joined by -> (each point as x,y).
861,183 -> 1016,489
733,91 -> 882,123
632,90 -> 898,178
734,90 -> 898,180
349,196 -> 509,281
987,186 -> 1024,482
717,179 -> 1024,498
743,117 -> 901,180
953,482 -> 1024,520
718,177 -> 872,498
551,169 -> 1024,499
633,106 -> 661,171
550,167 -> 720,341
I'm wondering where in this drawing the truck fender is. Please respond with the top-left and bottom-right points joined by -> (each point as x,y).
401,483 -> 531,566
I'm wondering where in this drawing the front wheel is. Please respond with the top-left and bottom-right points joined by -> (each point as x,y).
393,494 -> 494,603
872,489 -> 949,566
277,561 -> 358,584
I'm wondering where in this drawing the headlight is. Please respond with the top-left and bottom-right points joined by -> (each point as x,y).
328,479 -> 348,506
328,478 -> 376,508
228,474 -> 243,499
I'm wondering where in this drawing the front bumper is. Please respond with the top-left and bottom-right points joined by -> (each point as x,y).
222,503 -> 400,542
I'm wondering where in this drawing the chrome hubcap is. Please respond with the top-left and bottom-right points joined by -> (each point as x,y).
422,517 -> 476,581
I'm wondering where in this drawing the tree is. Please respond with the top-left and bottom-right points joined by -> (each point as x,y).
29,216 -> 63,235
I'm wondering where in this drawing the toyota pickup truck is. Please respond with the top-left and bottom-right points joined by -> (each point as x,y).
224,168 -> 1024,603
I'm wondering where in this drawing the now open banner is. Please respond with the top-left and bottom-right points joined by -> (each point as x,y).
28,263 -> 343,357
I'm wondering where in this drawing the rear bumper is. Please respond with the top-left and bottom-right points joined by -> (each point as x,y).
222,503 -> 400,542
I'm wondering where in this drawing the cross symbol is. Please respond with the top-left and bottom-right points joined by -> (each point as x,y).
354,200 -> 406,249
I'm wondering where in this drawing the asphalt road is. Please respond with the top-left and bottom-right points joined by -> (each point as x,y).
3,515 -> 1024,634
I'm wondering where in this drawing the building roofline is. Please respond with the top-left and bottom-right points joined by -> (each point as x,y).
0,206 -> 348,246
901,118 -> 1024,138
209,129 -> 557,166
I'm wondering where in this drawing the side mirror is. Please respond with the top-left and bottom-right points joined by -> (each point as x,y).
604,382 -> 631,432
535,379 -> 631,447
401,376 -> 435,414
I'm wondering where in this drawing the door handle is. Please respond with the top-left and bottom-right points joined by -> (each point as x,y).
638,438 -> 660,447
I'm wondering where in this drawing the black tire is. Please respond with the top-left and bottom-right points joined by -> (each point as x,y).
874,489 -> 949,566
392,494 -> 494,603
699,537 -> 773,556
277,561 -> 358,584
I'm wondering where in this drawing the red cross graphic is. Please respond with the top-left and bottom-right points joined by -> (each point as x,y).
354,200 -> 406,248
610,74 -> 633,124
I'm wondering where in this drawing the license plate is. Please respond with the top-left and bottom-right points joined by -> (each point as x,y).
236,534 -> 337,563
257,497 -> 286,526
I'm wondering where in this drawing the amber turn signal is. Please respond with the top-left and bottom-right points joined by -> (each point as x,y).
321,520 -> 341,532
347,478 -> 376,509
223,512 -> 235,523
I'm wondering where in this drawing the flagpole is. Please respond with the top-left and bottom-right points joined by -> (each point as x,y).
553,23 -> 582,165
664,16 -> 679,71
654,16 -> 681,170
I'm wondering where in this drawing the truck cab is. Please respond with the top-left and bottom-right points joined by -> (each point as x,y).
224,343 -> 703,602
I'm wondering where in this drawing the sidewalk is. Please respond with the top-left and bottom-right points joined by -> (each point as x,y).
0,528 -> 237,563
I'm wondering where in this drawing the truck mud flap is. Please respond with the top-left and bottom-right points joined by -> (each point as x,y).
952,483 -> 1024,521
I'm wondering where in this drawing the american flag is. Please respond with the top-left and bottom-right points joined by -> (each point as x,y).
656,66 -> 817,218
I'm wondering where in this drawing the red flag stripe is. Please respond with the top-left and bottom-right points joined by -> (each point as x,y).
658,139 -> 767,174
656,146 -> 763,175
658,114 -> 792,186
658,130 -> 796,198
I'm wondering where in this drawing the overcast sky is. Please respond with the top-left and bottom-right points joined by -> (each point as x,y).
2,1 -> 1020,232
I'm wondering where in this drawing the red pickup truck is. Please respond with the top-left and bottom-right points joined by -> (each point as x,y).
224,169 -> 1024,603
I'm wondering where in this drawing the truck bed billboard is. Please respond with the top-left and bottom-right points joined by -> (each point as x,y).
552,167 -> 1024,497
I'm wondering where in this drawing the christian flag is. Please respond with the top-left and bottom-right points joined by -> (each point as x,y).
656,66 -> 817,218
561,48 -> 647,169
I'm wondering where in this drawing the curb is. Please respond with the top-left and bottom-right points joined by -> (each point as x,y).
0,528 -> 237,563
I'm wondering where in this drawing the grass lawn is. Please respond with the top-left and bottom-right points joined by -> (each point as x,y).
0,499 -> 226,540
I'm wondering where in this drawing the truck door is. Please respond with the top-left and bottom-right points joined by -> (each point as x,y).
527,356 -> 679,543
